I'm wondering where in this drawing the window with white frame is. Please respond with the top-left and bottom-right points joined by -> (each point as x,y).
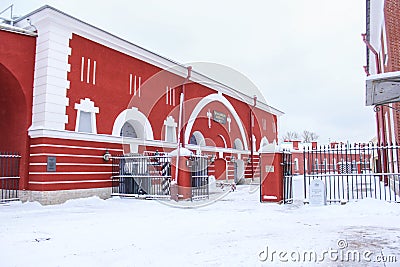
74,98 -> 99,133
294,158 -> 299,171
164,116 -> 177,142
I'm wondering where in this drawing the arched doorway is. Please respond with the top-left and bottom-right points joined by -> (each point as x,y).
0,63 -> 30,191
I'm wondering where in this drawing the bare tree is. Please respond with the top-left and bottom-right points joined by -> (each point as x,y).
282,131 -> 300,141
302,130 -> 319,143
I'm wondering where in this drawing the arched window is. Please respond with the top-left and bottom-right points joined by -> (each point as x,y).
164,116 -> 177,142
294,158 -> 299,171
120,122 -> 137,138
189,131 -> 205,146
233,138 -> 244,150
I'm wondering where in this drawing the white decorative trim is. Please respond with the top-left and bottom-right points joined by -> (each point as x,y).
185,93 -> 248,150
134,75 -> 137,95
112,107 -> 154,140
29,172 -> 111,176
74,98 -> 99,133
87,58 -> 91,83
218,134 -> 227,148
164,116 -> 177,142
93,60 -> 97,85
129,74 -> 132,95
30,143 -> 122,152
30,153 -> 104,158
28,129 -> 178,150
30,163 -> 112,167
190,131 -> 206,147
81,56 -> 85,82
138,76 -> 141,97
28,180 -> 111,185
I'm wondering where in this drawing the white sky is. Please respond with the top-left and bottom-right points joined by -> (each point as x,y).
2,0 -> 376,144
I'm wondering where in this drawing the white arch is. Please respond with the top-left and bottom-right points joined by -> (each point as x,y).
112,107 -> 154,140
184,93 -> 248,150
190,131 -> 206,146
218,134 -> 227,148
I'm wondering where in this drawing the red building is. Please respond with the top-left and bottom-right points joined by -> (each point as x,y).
0,6 -> 282,204
364,0 -> 400,145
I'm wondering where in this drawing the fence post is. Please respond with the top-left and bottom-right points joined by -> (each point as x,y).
170,147 -> 192,200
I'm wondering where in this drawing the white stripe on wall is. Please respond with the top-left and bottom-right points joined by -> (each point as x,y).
93,60 -> 97,85
87,58 -> 91,83
29,179 -> 112,184
138,76 -> 141,97
81,57 -> 85,82
129,74 -> 132,95
134,75 -> 137,95
30,143 -> 123,152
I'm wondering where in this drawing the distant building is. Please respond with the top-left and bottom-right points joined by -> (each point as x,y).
0,6 -> 282,204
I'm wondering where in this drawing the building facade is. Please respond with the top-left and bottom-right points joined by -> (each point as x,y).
364,0 -> 400,145
0,6 -> 282,204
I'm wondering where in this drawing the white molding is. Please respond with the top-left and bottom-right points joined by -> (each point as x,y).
30,143 -> 122,152
28,179 -> 111,184
185,93 -> 249,150
112,107 -> 154,140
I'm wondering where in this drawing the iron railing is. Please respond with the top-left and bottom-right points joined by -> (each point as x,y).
111,153 -> 171,198
0,152 -> 20,202
304,143 -> 400,203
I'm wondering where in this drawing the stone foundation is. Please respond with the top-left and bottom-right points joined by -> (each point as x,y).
19,187 -> 112,205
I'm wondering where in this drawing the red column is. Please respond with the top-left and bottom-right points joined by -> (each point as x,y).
170,148 -> 192,200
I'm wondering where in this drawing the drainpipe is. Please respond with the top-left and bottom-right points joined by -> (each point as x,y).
362,33 -> 381,75
180,66 -> 192,148
250,95 -> 257,181
174,66 -> 192,184
362,34 -> 388,174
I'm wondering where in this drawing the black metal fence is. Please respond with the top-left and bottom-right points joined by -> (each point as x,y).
111,152 -> 209,200
282,150 -> 293,204
111,153 -> 171,198
304,143 -> 400,203
190,155 -> 209,200
0,153 -> 21,202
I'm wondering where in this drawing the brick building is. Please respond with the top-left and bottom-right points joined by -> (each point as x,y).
364,0 -> 400,145
0,6 -> 282,204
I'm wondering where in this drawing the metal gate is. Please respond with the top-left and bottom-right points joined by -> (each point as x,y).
303,143 -> 400,203
111,152 -> 171,198
0,153 -> 21,202
190,155 -> 209,200
111,152 -> 210,200
282,150 -> 293,204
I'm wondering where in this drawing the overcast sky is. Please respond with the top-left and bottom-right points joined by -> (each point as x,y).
2,0 -> 375,144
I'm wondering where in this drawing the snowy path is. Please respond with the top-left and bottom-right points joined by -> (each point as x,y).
0,177 -> 399,266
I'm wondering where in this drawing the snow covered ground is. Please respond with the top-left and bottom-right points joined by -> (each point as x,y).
1,176 -> 400,266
